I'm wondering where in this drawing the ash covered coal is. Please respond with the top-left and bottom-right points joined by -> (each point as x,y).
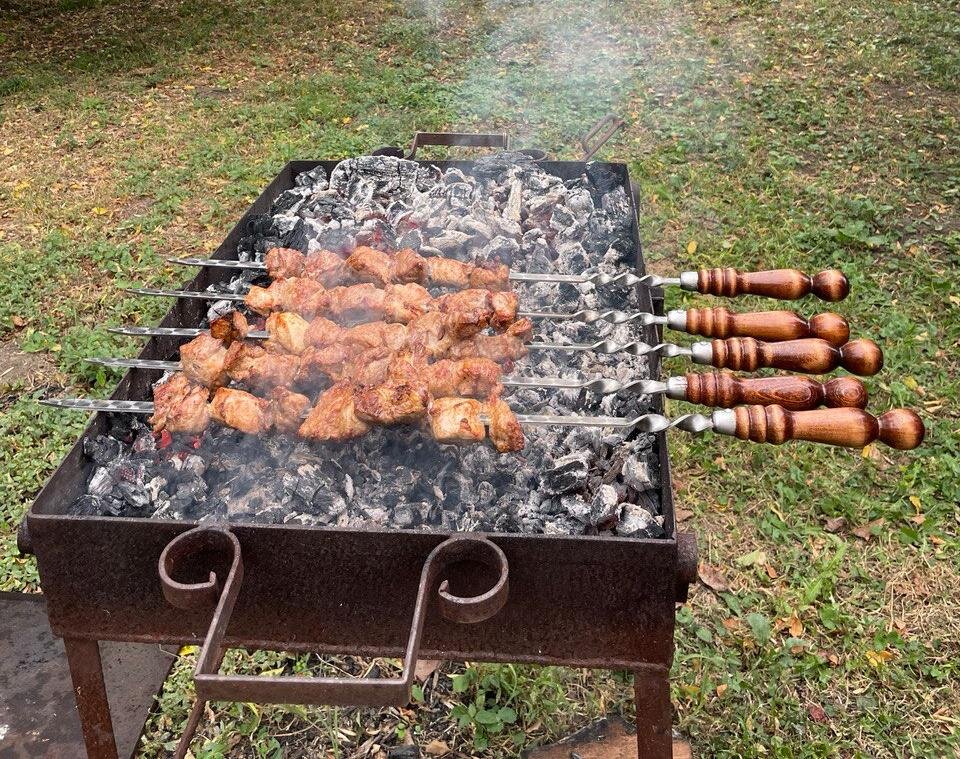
73,153 -> 665,538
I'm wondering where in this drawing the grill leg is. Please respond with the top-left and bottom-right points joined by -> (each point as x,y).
63,638 -> 120,759
634,668 -> 673,758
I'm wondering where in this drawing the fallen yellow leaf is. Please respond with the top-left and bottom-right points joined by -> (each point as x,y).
909,495 -> 922,512
687,240 -> 698,255
865,649 -> 895,667
716,683 -> 728,697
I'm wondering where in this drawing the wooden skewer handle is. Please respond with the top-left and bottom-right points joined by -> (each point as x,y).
680,307 -> 850,346
689,268 -> 849,302
700,337 -> 883,376
684,372 -> 867,411
723,406 -> 925,450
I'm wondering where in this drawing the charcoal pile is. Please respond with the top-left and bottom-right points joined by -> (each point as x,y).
73,153 -> 664,538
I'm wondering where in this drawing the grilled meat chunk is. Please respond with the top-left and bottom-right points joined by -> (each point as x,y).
427,357 -> 503,398
223,342 -> 298,391
487,398 -> 525,452
264,247 -> 306,279
150,374 -> 211,434
446,318 -> 532,363
298,381 -> 371,441
269,387 -> 311,433
179,333 -> 229,388
209,311 -> 249,346
209,387 -> 272,435
345,246 -> 428,287
428,397 -> 486,445
265,312 -> 310,355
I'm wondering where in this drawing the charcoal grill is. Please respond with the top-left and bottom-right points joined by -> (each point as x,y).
20,149 -> 696,758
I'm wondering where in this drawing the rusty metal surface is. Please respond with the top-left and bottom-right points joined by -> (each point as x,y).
25,159 -> 689,672
0,592 -> 172,759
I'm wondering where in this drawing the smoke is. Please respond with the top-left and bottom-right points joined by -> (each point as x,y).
403,0 -> 650,153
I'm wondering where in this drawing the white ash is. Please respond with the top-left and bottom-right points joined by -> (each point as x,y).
72,153 -> 664,538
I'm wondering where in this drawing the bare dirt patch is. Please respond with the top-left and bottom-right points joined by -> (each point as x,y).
0,339 -> 62,392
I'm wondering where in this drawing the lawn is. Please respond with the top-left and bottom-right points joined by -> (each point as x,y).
1,0 -> 957,756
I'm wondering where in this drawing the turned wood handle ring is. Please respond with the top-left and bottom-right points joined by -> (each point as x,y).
695,268 -> 849,302
684,372 -> 867,410
707,337 -> 883,376
728,406 -> 925,450
683,308 -> 850,346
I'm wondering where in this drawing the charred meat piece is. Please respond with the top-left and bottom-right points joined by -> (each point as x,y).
149,374 -> 211,434
468,263 -> 511,291
223,342 -> 298,391
423,257 -> 473,289
298,381 -> 371,441
446,318 -> 532,363
265,312 -> 310,355
487,398 -> 525,452
209,311 -> 249,346
354,380 -> 430,425
209,387 -> 272,435
427,357 -> 503,398
345,246 -> 427,287
246,278 -> 327,317
428,397 -> 486,445
300,249 -> 347,286
179,334 -> 228,388
269,387 -> 311,433
264,247 -> 306,279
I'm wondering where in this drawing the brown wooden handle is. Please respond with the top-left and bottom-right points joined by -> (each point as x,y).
684,307 -> 850,346
695,268 -> 849,301
684,372 -> 867,410
727,406 -> 925,449
706,338 -> 883,376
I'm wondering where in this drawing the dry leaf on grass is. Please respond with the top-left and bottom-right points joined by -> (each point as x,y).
807,704 -> 829,723
698,563 -> 729,593
675,508 -> 694,522
823,516 -> 847,533
851,518 -> 885,541
414,659 -> 441,682
424,740 -> 450,755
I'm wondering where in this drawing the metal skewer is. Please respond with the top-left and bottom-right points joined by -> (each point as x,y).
122,287 -> 851,344
169,257 -> 850,302
105,325 -> 883,375
37,398 -> 925,449
84,357 -> 869,410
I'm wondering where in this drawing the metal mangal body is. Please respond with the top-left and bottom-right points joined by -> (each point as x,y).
22,157 -> 698,759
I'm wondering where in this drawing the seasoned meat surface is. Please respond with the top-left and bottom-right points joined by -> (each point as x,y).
487,398 -> 525,452
209,387 -> 272,435
428,397 -> 486,444
179,334 -> 228,388
150,373 -> 211,434
298,382 -> 371,441
264,247 -> 306,279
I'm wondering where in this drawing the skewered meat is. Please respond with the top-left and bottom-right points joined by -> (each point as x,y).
426,357 -> 504,398
268,387 -> 311,433
223,342 -> 299,391
265,312 -> 309,355
209,387 -> 272,435
179,334 -> 229,388
445,318 -> 532,363
245,277 -> 516,330
428,397 -> 486,445
209,311 -> 249,345
263,246 -> 511,291
298,381 -> 371,441
487,398 -> 525,452
150,373 -> 210,434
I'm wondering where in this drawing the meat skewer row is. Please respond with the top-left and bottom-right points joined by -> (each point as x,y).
177,311 -> 532,390
148,368 -> 525,452
244,278 -> 520,331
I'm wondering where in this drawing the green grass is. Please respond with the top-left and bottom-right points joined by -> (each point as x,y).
1,0 -> 958,755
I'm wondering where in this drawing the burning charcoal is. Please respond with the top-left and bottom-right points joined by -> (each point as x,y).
280,218 -> 309,253
543,450 -> 593,495
88,467 -> 113,497
397,228 -> 426,251
83,435 -> 123,466
621,456 -> 651,492
68,494 -> 107,516
472,151 -> 536,181
272,186 -> 312,214
355,218 -> 398,250
429,229 -> 472,253
585,163 -> 621,199
392,503 -> 419,529
591,484 -> 620,528
617,503 -> 665,539
561,495 -> 592,524
294,165 -> 329,188
550,205 -> 578,233
483,235 -> 520,266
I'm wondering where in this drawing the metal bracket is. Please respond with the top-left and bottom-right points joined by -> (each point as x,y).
674,531 -> 699,602
580,114 -> 626,161
158,527 -> 509,759
405,131 -> 510,159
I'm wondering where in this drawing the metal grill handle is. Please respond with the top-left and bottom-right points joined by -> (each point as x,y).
159,527 -> 509,759
407,131 -> 510,158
